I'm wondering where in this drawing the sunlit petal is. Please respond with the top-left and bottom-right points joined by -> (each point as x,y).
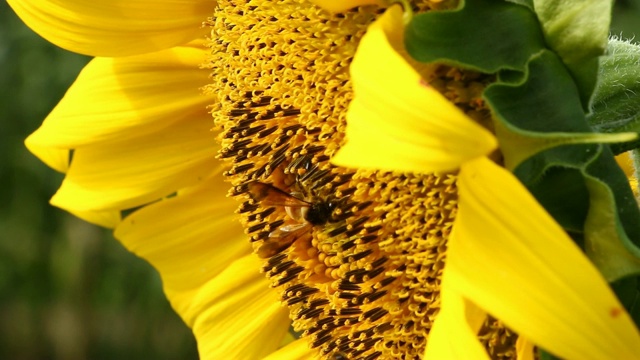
114,172 -> 290,356
7,0 -> 214,56
331,6 -> 497,174
191,255 -> 290,360
448,156 -> 640,359
114,173 -> 247,296
50,115 -> 218,213
25,43 -> 212,154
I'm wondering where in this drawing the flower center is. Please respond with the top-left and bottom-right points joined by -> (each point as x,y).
206,0 -> 515,358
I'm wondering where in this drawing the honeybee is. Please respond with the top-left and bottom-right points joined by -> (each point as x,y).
246,181 -> 338,258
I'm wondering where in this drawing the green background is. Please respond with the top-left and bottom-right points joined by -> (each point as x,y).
1,2 -> 197,359
1,1 -> 639,359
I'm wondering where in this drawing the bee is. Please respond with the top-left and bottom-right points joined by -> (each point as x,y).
246,181 -> 338,258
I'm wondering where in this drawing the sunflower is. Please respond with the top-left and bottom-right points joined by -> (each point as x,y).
9,0 -> 640,359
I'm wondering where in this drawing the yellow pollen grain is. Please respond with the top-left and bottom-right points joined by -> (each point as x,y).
206,0 -> 515,359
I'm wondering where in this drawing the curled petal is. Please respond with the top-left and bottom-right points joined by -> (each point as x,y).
331,6 -> 497,174
446,156 -> 640,359
7,0 -> 213,56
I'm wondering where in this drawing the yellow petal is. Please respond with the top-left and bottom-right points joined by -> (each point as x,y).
114,173 -> 290,357
331,6 -> 497,174
7,0 -> 213,57
425,280 -> 489,359
190,255 -> 290,359
447,156 -> 640,359
25,44 -> 212,153
50,114 -> 219,213
263,339 -> 316,360
114,173 -> 247,299
310,0 -> 382,13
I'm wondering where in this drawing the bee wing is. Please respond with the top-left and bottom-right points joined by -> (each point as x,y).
257,223 -> 311,258
268,223 -> 308,237
247,181 -> 310,207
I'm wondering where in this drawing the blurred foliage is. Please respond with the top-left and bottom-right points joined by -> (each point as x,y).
612,0 -> 640,38
0,2 -> 197,359
0,1 -> 639,360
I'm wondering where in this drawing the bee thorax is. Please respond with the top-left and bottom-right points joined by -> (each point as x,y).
305,202 -> 333,226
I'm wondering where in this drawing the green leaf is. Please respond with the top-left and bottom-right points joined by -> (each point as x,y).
405,0 -> 545,73
610,277 -> 640,327
538,349 -> 561,360
584,146 -> 640,249
533,0 -> 613,107
518,145 -> 640,283
588,38 -> 640,154
524,167 -> 589,233
505,0 -> 533,10
485,51 -> 634,170
486,51 -> 637,170
611,277 -> 639,316
485,51 -> 588,134
493,116 -> 636,171
583,171 -> 640,282
533,0 -> 611,64
632,281 -> 640,326
483,50 -> 640,283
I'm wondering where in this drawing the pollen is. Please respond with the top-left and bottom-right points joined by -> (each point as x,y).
206,0 -> 515,358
